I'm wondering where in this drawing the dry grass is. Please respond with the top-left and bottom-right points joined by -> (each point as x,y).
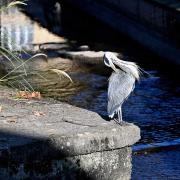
0,0 -> 72,93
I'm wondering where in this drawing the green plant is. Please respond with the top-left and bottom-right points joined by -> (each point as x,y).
0,0 -> 72,93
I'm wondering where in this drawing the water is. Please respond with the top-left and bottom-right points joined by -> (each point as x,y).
133,146 -> 180,179
1,1 -> 180,179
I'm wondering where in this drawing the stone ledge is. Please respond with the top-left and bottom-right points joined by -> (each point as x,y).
0,85 -> 140,157
57,51 -> 118,65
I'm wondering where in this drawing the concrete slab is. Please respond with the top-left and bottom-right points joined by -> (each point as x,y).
0,85 -> 140,156
0,85 -> 140,179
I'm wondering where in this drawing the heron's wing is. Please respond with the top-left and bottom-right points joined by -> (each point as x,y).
108,72 -> 135,117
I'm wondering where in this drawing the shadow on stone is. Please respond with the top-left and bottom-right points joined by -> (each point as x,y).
0,130 -> 132,180
0,130 -> 93,179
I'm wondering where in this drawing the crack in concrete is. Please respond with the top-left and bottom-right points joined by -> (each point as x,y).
62,118 -> 96,127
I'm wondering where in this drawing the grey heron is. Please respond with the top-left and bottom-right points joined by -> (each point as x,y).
103,52 -> 140,125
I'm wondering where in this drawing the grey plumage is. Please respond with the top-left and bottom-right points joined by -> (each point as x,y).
103,52 -> 140,124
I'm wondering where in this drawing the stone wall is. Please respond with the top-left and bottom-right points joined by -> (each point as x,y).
64,0 -> 180,64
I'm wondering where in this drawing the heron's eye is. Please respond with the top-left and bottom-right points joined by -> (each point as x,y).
104,57 -> 110,66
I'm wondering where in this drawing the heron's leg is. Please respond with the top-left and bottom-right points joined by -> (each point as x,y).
113,107 -> 128,126
118,107 -> 122,123
113,107 -> 123,125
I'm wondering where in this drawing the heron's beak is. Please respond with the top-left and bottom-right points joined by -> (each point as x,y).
104,55 -> 118,72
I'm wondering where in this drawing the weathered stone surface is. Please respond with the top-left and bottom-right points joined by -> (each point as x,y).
0,147 -> 132,180
0,85 -> 140,179
58,51 -> 118,65
73,147 -> 132,180
0,50 -> 106,74
0,93 -> 140,155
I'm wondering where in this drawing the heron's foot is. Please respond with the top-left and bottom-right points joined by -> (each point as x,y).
113,119 -> 128,126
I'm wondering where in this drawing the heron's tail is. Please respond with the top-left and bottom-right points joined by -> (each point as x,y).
137,66 -> 152,78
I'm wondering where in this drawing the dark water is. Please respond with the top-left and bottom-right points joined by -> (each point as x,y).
133,146 -> 180,179
1,1 -> 180,178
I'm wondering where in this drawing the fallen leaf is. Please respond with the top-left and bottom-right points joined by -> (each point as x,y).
31,92 -> 36,98
34,111 -> 45,117
16,91 -> 41,100
6,118 -> 17,123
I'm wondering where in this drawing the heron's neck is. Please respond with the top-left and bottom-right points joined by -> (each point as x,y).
119,62 -> 140,80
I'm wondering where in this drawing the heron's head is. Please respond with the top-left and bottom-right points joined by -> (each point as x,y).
104,52 -> 118,65
103,52 -> 140,80
103,52 -> 119,71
